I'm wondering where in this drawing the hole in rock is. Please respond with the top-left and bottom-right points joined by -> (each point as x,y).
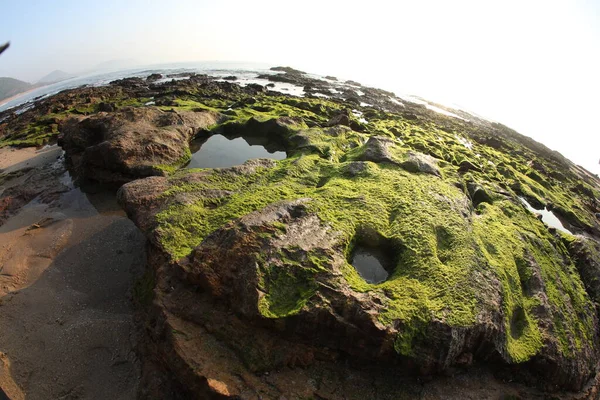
187,133 -> 286,169
349,229 -> 400,284
435,226 -> 454,264
510,306 -> 527,339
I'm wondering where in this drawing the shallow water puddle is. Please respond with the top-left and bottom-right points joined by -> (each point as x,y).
351,246 -> 389,284
519,197 -> 573,234
455,134 -> 473,149
352,109 -> 369,124
188,134 -> 286,169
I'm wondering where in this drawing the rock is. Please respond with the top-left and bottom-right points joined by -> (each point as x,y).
167,72 -> 196,78
109,77 -> 145,88
358,136 -> 397,164
326,110 -> 351,127
119,153 -> 599,393
246,83 -> 266,92
458,160 -> 481,173
60,107 -> 219,184
303,84 -> 315,92
146,73 -> 163,82
455,352 -> 473,367
344,161 -> 369,176
0,162 -> 68,225
219,116 -> 304,146
400,151 -> 441,177
97,102 -> 114,112
222,75 -> 237,81
474,135 -> 506,150
467,182 -> 494,207
596,213 -> 600,220
270,66 -> 306,74
154,97 -> 175,107
4,65 -> 600,396
325,75 -> 338,81
345,80 -> 362,87
569,238 -> 600,307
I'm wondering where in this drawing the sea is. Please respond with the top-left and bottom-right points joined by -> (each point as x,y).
0,62 -> 310,113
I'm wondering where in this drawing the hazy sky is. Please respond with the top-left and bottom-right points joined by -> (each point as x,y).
1,0 -> 599,174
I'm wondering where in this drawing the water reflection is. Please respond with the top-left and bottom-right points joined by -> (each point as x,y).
187,134 -> 286,169
519,197 -> 573,235
351,246 -> 390,284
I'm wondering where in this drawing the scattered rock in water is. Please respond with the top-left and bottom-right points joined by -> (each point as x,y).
109,76 -> 145,88
146,73 -> 163,82
222,75 -> 238,81
246,83 -> 266,93
270,66 -> 306,74
345,80 -> 362,87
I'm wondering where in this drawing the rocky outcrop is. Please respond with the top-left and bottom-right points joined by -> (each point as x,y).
3,65 -> 600,398
119,151 -> 600,394
270,66 -> 306,74
59,107 -> 219,184
146,73 -> 163,82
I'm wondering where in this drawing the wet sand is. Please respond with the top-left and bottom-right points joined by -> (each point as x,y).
0,146 -> 63,174
0,148 -> 143,399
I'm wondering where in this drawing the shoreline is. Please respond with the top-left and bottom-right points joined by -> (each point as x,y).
0,85 -> 48,108
0,139 -> 142,399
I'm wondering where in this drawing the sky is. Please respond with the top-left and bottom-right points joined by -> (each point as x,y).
1,0 -> 599,174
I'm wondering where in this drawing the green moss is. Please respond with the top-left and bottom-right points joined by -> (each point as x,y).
150,116 -> 597,360
152,146 -> 192,175
6,77 -> 598,367
257,261 -> 318,318
472,201 -> 594,361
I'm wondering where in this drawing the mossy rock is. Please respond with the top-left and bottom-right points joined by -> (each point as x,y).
5,70 -> 600,391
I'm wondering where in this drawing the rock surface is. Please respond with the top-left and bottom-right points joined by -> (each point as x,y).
119,150 -> 600,395
59,107 -> 218,183
2,67 -> 600,398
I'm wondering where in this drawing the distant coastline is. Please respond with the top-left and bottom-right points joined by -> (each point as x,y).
0,85 -> 46,107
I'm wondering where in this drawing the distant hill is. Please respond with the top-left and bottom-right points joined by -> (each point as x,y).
37,70 -> 74,84
0,77 -> 33,102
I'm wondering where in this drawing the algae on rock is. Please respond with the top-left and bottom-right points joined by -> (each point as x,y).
4,70 -> 600,394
